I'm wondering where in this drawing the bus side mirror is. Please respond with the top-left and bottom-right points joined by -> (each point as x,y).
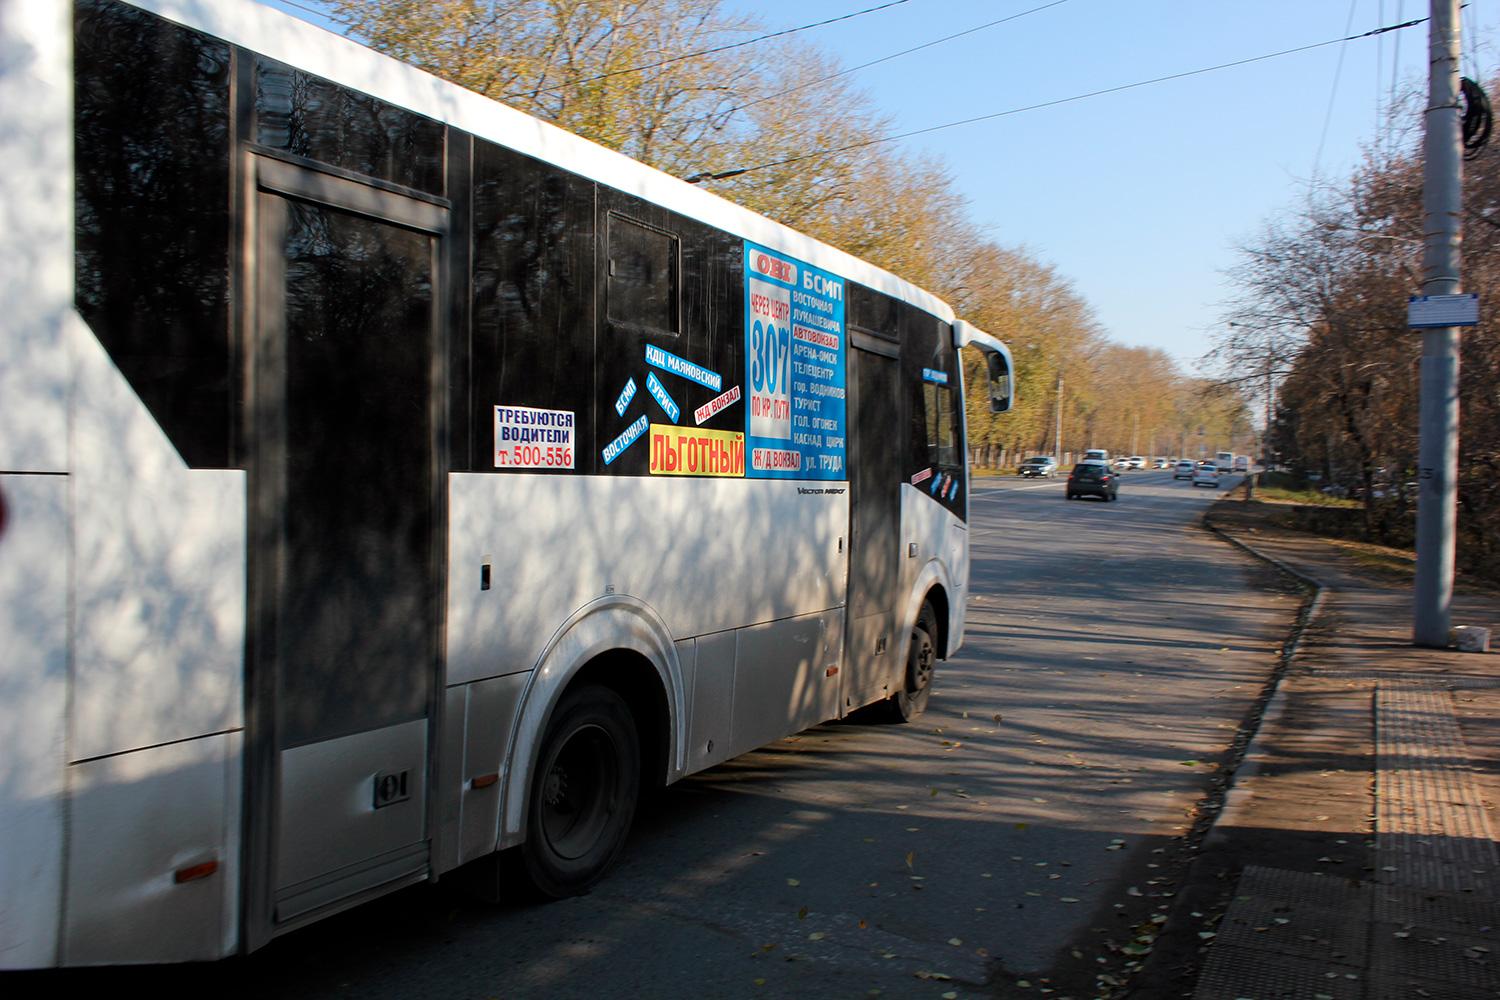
986,351 -> 1012,413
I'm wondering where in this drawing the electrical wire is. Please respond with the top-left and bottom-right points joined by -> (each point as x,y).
634,0 -> 1067,144
269,0 -> 349,26
502,0 -> 915,101
1311,0 -> 1361,188
685,14 -> 1430,184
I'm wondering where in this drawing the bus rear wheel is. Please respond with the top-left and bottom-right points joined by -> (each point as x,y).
890,601 -> 938,722
521,684 -> 640,898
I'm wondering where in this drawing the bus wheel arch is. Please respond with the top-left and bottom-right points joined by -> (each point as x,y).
921,584 -> 952,659
502,600 -> 682,893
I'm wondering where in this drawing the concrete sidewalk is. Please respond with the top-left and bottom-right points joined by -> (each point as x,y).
1190,508 -> 1500,999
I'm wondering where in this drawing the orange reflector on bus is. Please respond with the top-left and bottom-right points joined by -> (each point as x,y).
471,773 -> 500,789
174,860 -> 219,884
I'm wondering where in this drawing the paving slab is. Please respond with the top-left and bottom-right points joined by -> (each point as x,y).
1172,503 -> 1500,1000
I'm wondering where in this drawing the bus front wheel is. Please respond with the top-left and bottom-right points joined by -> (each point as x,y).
521,684 -> 640,898
890,601 -> 938,722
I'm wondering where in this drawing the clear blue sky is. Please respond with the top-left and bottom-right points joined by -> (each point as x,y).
728,0 -> 1500,373
264,0 -> 1500,373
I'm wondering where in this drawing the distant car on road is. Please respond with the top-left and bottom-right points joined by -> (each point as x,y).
1193,465 -> 1219,488
1083,448 -> 1109,463
1173,460 -> 1195,480
1127,456 -> 1145,469
1018,455 -> 1058,478
1113,457 -> 1131,469
1152,458 -> 1170,469
1233,455 -> 1249,473
1067,462 -> 1120,501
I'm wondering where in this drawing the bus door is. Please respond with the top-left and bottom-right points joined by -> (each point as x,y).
245,156 -> 447,944
843,333 -> 903,710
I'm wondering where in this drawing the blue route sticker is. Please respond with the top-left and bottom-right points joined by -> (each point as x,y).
922,367 -> 949,385
602,414 -> 649,465
645,372 -> 680,423
743,241 -> 847,480
614,377 -> 637,416
646,344 -> 721,391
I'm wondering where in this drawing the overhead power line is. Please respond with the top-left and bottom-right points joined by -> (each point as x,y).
502,0 -> 915,101
685,14 -> 1430,184
645,0 -> 1068,142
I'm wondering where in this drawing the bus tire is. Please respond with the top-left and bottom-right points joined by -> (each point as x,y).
890,601 -> 938,722
521,683 -> 640,898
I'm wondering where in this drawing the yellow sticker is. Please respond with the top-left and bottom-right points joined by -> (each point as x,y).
649,424 -> 745,477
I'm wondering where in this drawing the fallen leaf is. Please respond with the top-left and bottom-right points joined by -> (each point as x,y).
787,878 -> 800,887
798,906 -> 808,919
905,851 -> 916,870
808,932 -> 825,941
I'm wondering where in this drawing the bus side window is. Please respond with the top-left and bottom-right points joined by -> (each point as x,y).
925,383 -> 959,469
607,213 -> 679,338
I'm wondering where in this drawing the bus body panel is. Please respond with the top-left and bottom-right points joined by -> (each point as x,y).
901,485 -> 970,657
685,631 -> 737,774
447,673 -> 528,869
62,732 -> 241,965
444,475 -> 849,688
70,313 -> 247,761
0,474 -> 69,970
0,0 -> 70,474
274,721 -> 428,921
725,609 -> 844,759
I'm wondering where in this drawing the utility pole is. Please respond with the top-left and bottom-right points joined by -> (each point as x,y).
1054,374 -> 1064,459
1413,0 -> 1463,647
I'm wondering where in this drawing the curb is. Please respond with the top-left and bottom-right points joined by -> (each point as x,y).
1198,517 -> 1328,849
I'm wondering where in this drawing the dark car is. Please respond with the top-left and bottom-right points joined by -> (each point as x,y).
1066,461 -> 1119,501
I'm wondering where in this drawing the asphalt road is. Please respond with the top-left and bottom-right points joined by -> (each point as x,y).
11,469 -> 1300,999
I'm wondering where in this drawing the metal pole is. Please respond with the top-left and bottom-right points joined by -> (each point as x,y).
1055,375 -> 1064,459
1413,0 -> 1462,647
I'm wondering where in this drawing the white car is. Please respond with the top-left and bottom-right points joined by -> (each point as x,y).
1127,456 -> 1145,469
1173,460 -> 1195,480
1192,465 -> 1219,488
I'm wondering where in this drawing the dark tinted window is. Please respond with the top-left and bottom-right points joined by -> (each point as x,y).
924,383 -> 958,467
470,139 -> 596,472
1072,464 -> 1105,479
74,0 -> 233,468
607,213 -> 678,337
847,282 -> 899,340
256,57 -> 445,195
277,200 -> 435,744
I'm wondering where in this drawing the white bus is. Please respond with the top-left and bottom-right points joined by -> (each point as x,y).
0,0 -> 1014,968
